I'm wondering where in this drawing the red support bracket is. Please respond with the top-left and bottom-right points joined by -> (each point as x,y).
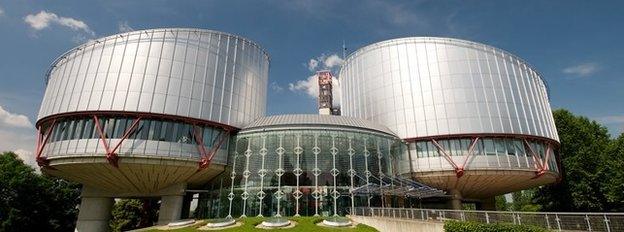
432,137 -> 479,178
458,137 -> 480,178
431,139 -> 461,177
93,116 -> 142,168
193,126 -> 230,170
35,120 -> 57,168
523,139 -> 547,179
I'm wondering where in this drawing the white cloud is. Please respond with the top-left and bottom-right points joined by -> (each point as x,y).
0,127 -> 37,169
0,105 -> 37,168
597,116 -> 624,124
289,74 -> 319,98
323,54 -> 344,68
291,53 -> 344,106
0,105 -> 33,128
24,10 -> 94,35
562,63 -> 599,77
0,6 -> 5,17
595,115 -> 624,136
270,82 -> 284,92
308,59 -> 319,71
14,149 -> 38,170
118,21 -> 134,33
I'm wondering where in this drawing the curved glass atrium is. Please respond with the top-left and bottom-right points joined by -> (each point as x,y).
196,126 -> 421,218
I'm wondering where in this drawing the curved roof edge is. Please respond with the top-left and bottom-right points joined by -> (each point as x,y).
241,114 -> 398,137
44,27 -> 270,84
342,36 -> 550,98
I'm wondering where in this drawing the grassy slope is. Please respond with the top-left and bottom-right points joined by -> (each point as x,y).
146,217 -> 378,232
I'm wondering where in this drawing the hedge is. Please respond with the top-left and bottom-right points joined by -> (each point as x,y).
444,220 -> 549,232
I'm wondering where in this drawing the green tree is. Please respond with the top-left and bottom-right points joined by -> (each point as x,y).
495,195 -> 510,211
603,133 -> 624,211
110,199 -> 143,232
0,151 -> 81,232
533,109 -> 612,211
109,198 -> 158,232
511,190 -> 541,212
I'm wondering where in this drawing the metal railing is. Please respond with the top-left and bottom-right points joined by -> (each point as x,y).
350,207 -> 624,232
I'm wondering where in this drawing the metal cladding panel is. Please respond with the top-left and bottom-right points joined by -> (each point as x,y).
339,37 -> 559,142
37,28 -> 269,128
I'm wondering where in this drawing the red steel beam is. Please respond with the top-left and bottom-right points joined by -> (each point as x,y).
432,137 -> 480,178
523,139 -> 548,179
192,125 -> 209,164
35,119 -> 56,168
457,137 -> 480,178
430,139 -> 460,171
93,115 -> 142,167
196,128 -> 230,170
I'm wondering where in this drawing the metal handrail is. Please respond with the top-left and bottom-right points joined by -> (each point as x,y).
350,207 -> 624,232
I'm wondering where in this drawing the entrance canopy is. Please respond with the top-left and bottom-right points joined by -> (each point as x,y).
352,175 -> 445,199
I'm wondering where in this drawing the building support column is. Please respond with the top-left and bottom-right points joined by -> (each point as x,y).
448,189 -> 462,210
75,187 -> 114,232
157,183 -> 186,225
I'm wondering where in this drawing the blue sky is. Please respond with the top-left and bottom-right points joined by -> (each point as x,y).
0,0 -> 622,165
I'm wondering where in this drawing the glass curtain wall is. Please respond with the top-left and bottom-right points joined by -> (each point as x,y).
196,128 -> 404,218
41,116 -> 228,151
408,137 -> 557,173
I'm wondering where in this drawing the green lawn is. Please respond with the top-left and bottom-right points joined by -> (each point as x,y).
145,217 -> 378,232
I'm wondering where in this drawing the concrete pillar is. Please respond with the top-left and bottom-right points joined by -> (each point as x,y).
158,195 -> 184,225
448,189 -> 462,210
157,183 -> 186,225
75,187 -> 114,232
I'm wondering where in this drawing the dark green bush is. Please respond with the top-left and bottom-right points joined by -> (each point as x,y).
444,220 -> 549,232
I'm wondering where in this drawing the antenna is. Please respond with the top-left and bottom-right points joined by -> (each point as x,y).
342,40 -> 346,61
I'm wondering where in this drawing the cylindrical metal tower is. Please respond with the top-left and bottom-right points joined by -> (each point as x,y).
34,28 -> 269,228
339,37 -> 560,203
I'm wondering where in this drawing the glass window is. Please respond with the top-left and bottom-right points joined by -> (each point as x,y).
105,118 -> 116,139
113,118 -> 128,138
82,118 -> 94,139
171,122 -> 180,142
44,116 -> 225,145
139,120 -> 151,140
52,121 -> 63,142
203,127 -> 213,146
484,139 -> 496,156
64,120 -> 75,141
178,124 -> 191,144
73,119 -> 84,140
158,121 -> 168,141
506,140 -> 516,156
151,120 -> 161,141
495,139 -> 507,156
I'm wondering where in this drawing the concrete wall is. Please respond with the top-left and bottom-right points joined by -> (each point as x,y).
350,215 -> 444,232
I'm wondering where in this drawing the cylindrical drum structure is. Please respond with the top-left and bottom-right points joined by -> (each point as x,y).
35,28 -> 269,195
339,37 -> 560,201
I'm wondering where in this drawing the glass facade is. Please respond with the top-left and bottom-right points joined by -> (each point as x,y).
40,116 -> 229,164
407,137 -> 557,173
196,128 -> 405,218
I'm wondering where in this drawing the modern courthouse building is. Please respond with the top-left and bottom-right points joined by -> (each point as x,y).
34,28 -> 560,231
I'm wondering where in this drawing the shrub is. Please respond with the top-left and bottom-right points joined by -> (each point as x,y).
444,220 -> 549,232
